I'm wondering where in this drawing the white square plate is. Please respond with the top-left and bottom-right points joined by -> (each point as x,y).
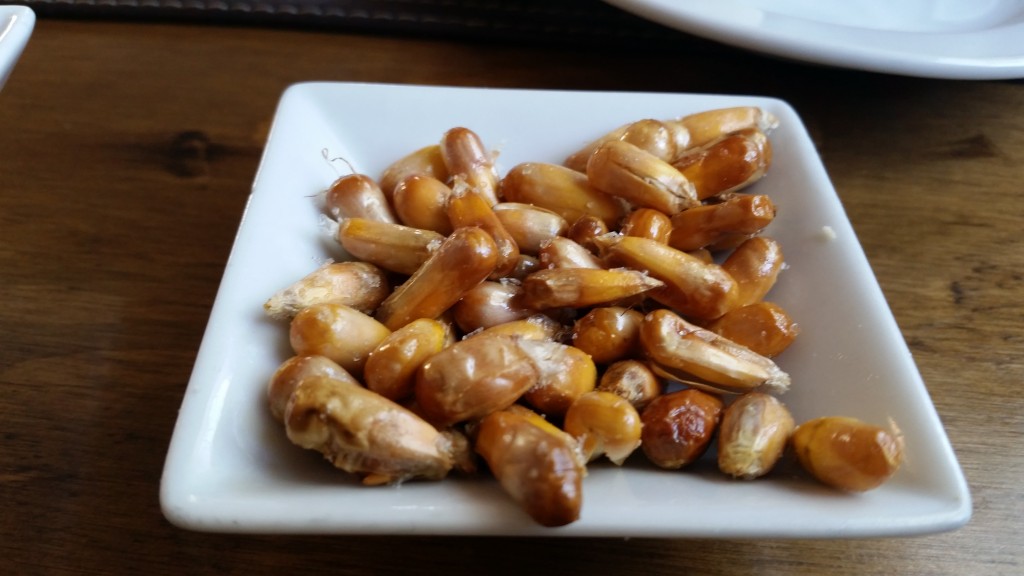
0,5 -> 34,91
160,82 -> 971,537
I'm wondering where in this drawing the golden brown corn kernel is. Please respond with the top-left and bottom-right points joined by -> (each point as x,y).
640,308 -> 791,394
284,373 -> 458,484
587,140 -> 699,215
571,306 -> 644,365
564,390 -> 643,465
564,118 -> 690,173
379,144 -> 449,200
519,339 -> 597,417
375,227 -> 498,331
474,407 -> 585,527
267,355 -> 350,422
717,392 -> 794,479
707,301 -> 799,358
538,236 -> 605,270
507,254 -> 542,281
520,267 -> 662,310
667,194 -> 776,252
492,202 -> 569,255
289,303 -> 392,377
451,280 -> 536,334
364,318 -> 450,402
447,183 -> 520,278
640,388 -> 723,469
392,174 -> 454,235
415,334 -> 538,427
720,236 -> 784,307
334,218 -> 444,276
440,127 -> 499,205
499,162 -> 626,229
567,214 -> 610,254
673,129 -> 772,200
594,233 -> 739,320
264,261 -> 390,320
324,173 -> 398,223
621,207 -> 673,244
597,359 -> 662,411
671,106 -> 778,155
468,315 -> 566,342
792,416 -> 904,492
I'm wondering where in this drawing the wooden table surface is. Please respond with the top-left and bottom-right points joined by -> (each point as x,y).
2,17 -> 1022,575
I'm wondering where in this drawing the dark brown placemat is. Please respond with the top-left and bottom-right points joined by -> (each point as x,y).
23,0 -> 716,48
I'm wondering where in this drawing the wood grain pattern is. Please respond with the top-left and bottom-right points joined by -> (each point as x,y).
1,19 -> 1022,575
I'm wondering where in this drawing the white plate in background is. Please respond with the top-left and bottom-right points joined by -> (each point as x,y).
160,82 -> 971,537
0,5 -> 33,91
605,0 -> 1024,79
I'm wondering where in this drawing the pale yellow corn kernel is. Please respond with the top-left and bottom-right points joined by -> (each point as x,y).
264,261 -> 390,320
717,392 -> 795,479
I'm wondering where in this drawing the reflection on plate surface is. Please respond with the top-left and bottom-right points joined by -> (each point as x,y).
604,0 -> 1024,79
160,82 -> 971,537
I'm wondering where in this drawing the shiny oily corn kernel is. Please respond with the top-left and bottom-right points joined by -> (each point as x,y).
640,388 -> 723,469
564,390 -> 642,465
791,416 -> 905,492
717,392 -> 794,479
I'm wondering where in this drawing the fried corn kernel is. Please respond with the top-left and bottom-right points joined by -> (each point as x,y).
447,182 -> 520,278
289,303 -> 392,377
673,129 -> 772,200
597,359 -> 662,411
379,144 -> 449,200
564,390 -> 642,465
672,106 -> 779,154
538,236 -> 605,270
474,406 -> 586,527
721,236 -> 785,308
518,339 -> 597,417
263,261 -> 390,320
717,392 -> 794,479
440,127 -> 500,206
594,233 -> 739,321
468,315 -> 566,342
267,355 -> 350,422
587,140 -> 699,215
564,118 -> 690,173
707,301 -> 799,358
324,173 -> 398,224
284,373 -> 461,485
334,217 -> 445,276
451,280 -> 537,334
364,318 -> 451,402
792,416 -> 905,492
621,207 -> 673,244
392,174 -> 454,235
640,308 -> 791,395
571,306 -> 644,365
640,388 -> 723,469
492,202 -> 569,255
374,227 -> 498,331
499,162 -> 626,229
567,214 -> 609,254
415,334 -> 539,428
520,267 -> 663,310
667,194 -> 776,253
